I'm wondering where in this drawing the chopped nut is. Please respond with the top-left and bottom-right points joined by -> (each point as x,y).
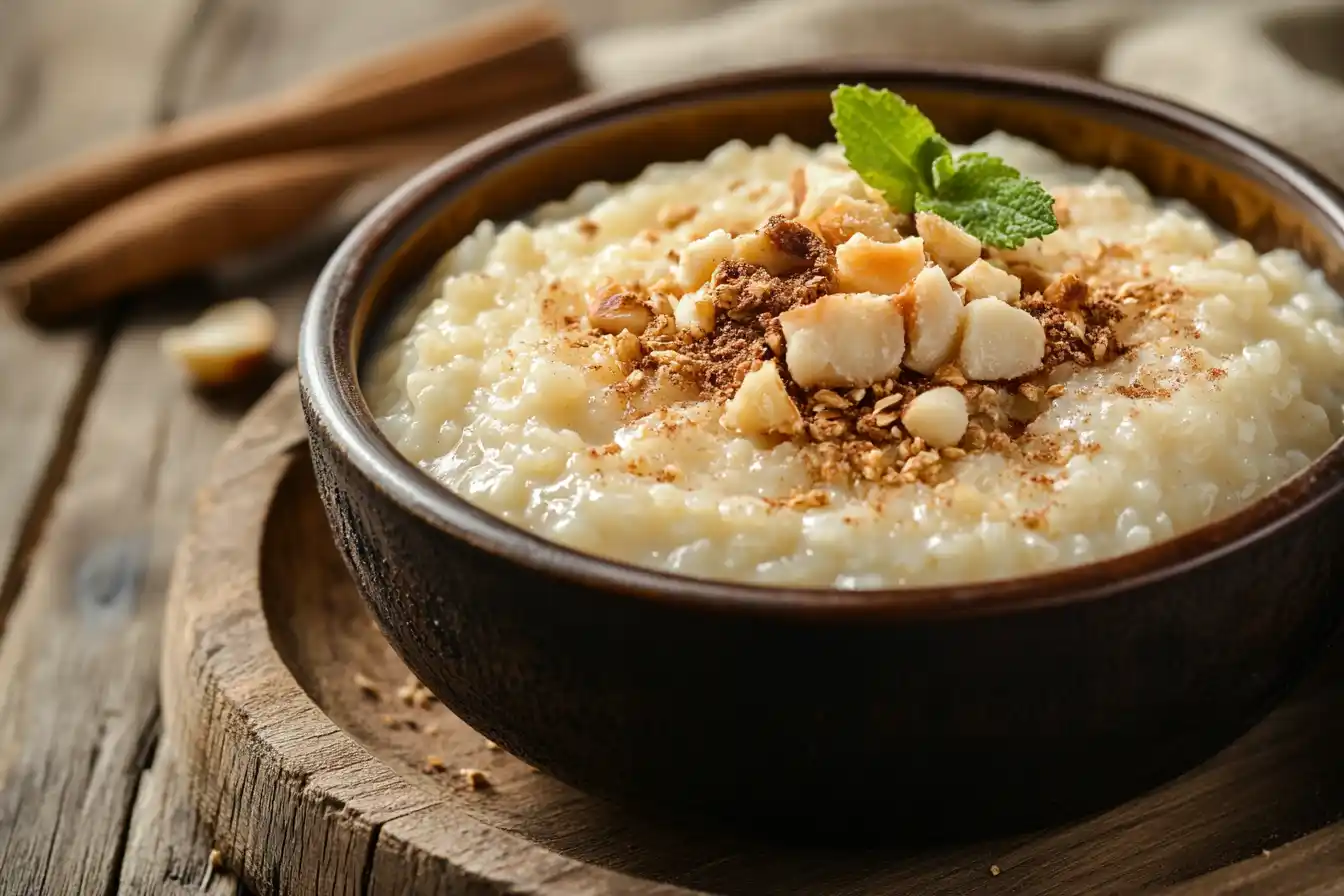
901,265 -> 966,375
353,673 -> 381,700
873,411 -> 900,427
835,234 -> 925,294
733,230 -> 804,275
675,229 -> 735,289
780,292 -> 906,388
1018,382 -> 1043,403
720,359 -> 802,436
645,292 -> 677,317
812,389 -> 850,409
814,195 -> 905,246
614,330 -> 643,364
588,292 -> 653,336
796,162 -> 869,219
991,864 -> 1002,877
160,298 -> 276,387
209,848 -> 223,870
901,387 -> 969,449
847,387 -> 867,403
873,393 -> 904,413
423,755 -> 448,774
1046,383 -> 1066,398
673,291 -> 716,338
916,212 -> 982,273
953,259 -> 1022,303
958,298 -> 1046,381
459,768 -> 492,790
485,739 -> 500,751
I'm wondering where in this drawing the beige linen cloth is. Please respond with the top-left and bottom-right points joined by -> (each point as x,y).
582,0 -> 1344,186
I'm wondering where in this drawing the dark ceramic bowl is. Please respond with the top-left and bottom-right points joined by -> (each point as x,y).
299,65 -> 1344,835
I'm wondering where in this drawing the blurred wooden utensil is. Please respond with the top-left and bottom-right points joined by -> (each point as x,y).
0,2 -> 582,267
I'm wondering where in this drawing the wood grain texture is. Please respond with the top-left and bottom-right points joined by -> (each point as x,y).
164,372 -> 1344,896
0,0 -> 190,627
164,374 -> 689,895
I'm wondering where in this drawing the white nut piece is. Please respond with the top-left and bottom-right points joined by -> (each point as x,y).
952,258 -> 1022,303
958,297 -> 1046,381
779,292 -> 905,388
675,229 -> 734,290
901,387 -> 969,449
588,291 -> 654,335
916,212 -> 982,274
160,298 -> 276,387
902,265 -> 966,375
732,230 -> 798,275
797,161 -> 869,219
836,234 -> 925,295
813,195 -> 903,245
673,290 -> 716,338
720,359 -> 802,436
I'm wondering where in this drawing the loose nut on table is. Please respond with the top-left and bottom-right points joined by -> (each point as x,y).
160,298 -> 277,387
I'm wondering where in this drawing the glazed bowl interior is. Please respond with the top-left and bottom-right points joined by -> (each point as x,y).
303,64 -> 1344,616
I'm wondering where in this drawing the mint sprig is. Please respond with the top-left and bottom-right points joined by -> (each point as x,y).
829,84 -> 1058,249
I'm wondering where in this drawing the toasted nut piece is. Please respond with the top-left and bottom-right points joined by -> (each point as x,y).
958,297 -> 1046,381
675,229 -> 734,289
836,234 -> 925,295
160,298 -> 276,387
732,230 -> 801,275
588,292 -> 653,336
902,266 -> 966,375
901,387 -> 969,449
721,360 -> 802,436
797,162 -> 869,219
779,292 -> 905,388
673,291 -> 716,337
814,195 -> 904,246
953,259 -> 1022,303
916,212 -> 982,274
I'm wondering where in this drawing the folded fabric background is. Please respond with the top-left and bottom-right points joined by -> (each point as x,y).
584,0 -> 1344,185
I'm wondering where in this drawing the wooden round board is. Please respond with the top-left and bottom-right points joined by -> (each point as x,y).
163,372 -> 1344,896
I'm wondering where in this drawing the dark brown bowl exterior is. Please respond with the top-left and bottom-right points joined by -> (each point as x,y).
300,66 -> 1344,833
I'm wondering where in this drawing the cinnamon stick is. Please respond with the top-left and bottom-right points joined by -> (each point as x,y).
0,3 -> 582,261
2,112 -> 538,324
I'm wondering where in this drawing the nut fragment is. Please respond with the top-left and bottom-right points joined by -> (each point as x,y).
675,229 -> 734,289
835,234 -> 925,295
720,359 -> 802,436
779,292 -> 906,388
953,259 -> 1022,303
958,297 -> 1046,381
916,212 -> 982,274
901,265 -> 965,375
732,230 -> 803,275
673,291 -> 716,338
796,162 -> 869,219
588,292 -> 653,336
160,298 -> 276,387
901,386 -> 969,449
813,195 -> 905,246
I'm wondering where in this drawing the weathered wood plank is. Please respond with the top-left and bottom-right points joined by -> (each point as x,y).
0,287 -> 243,894
118,739 -> 244,896
0,0 -> 191,627
1162,820 -> 1344,895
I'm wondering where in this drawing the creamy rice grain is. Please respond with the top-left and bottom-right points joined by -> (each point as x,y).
364,135 -> 1344,588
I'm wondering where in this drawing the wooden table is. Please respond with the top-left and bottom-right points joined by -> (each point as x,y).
3,1 -> 1344,894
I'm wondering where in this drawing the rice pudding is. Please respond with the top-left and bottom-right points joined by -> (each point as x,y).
364,134 -> 1344,588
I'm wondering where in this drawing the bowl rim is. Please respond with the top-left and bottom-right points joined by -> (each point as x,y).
300,62 -> 1344,620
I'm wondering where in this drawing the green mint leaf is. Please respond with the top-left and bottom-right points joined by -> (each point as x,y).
916,152 -> 1058,249
830,84 -> 949,213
